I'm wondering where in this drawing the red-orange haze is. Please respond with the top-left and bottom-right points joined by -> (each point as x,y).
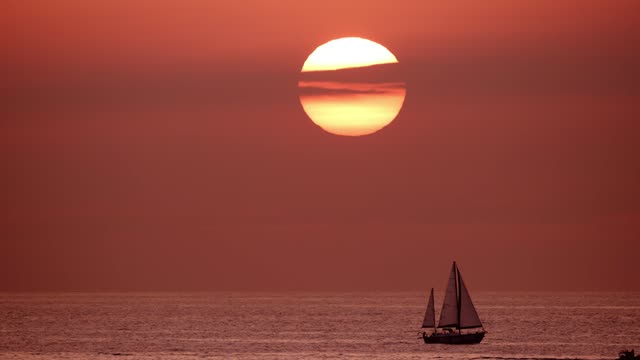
2,1 -> 639,291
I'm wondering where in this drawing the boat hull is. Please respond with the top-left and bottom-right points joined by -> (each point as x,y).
423,331 -> 485,345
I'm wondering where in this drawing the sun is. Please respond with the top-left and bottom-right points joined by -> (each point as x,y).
298,37 -> 406,136
301,37 -> 399,72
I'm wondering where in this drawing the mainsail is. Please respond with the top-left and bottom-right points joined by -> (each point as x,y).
436,262 -> 483,330
421,288 -> 436,329
458,273 -> 483,329
437,263 -> 459,328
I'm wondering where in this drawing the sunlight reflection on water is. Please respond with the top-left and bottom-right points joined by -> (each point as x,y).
1,292 -> 638,359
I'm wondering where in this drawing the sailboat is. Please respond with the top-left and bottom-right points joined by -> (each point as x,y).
420,261 -> 486,344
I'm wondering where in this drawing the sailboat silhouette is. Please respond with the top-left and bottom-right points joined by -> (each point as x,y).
421,262 -> 486,345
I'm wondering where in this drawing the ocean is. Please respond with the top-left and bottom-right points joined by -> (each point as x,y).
1,292 -> 638,359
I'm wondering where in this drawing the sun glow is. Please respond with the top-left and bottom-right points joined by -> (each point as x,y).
302,37 -> 398,72
299,37 -> 405,136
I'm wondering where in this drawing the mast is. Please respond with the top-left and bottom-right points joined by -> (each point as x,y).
455,262 -> 461,333
432,288 -> 437,333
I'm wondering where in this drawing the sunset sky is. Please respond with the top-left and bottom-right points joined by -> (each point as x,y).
2,1 -> 639,291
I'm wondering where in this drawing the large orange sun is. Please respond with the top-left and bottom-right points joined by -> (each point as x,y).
298,37 -> 406,136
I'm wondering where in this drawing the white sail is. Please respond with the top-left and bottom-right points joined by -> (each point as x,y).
458,271 -> 483,329
437,263 -> 459,328
421,288 -> 436,329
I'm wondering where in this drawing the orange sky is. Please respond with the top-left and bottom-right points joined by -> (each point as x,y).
1,1 -> 639,291
4,1 -> 639,67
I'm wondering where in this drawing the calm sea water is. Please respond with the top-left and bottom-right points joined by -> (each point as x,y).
1,292 -> 638,359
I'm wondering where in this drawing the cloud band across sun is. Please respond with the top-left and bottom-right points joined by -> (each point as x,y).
301,37 -> 399,72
